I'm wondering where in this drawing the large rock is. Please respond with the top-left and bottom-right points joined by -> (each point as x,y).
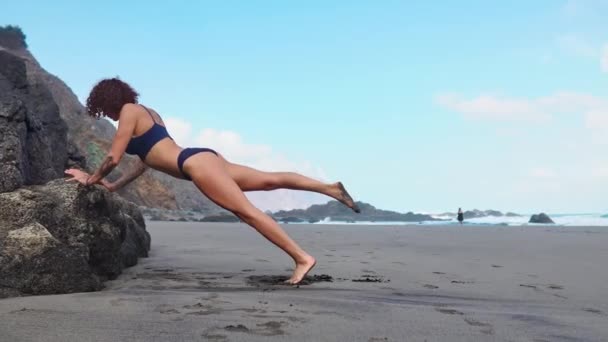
0,180 -> 150,298
0,29 -> 149,299
463,209 -> 505,219
529,213 -> 555,224
0,50 -> 71,193
0,27 -> 218,213
273,200 -> 440,222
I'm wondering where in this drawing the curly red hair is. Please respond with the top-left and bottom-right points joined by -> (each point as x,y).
86,78 -> 139,119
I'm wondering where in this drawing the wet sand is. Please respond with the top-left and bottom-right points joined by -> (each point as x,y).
1,222 -> 607,342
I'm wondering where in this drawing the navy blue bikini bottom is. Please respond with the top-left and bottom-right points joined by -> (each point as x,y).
177,147 -> 218,180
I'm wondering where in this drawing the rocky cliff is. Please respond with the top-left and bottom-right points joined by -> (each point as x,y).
0,181 -> 150,298
0,36 -> 150,298
272,201 -> 440,223
0,25 -> 223,214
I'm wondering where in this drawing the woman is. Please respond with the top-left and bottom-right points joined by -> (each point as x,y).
64,78 -> 360,285
457,208 -> 464,225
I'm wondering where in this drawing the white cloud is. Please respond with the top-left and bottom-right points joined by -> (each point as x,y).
164,117 -> 192,147
591,165 -> 608,179
436,94 -> 541,122
530,167 -> 558,179
437,91 -> 608,126
194,129 -> 273,167
601,44 -> 608,72
436,93 -> 549,122
165,120 -> 330,211
584,109 -> 608,143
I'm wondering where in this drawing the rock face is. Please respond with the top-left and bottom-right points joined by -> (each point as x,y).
272,200 -> 439,223
529,213 -> 555,224
0,180 -> 150,298
463,209 -> 504,219
0,26 -> 224,214
0,29 -> 150,299
0,50 -> 77,192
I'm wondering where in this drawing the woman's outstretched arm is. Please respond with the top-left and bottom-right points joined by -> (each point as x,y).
105,159 -> 148,192
85,104 -> 138,185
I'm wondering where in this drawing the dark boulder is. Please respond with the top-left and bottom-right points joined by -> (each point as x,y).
529,213 -> 555,224
200,214 -> 240,223
0,50 -> 69,193
0,180 -> 150,298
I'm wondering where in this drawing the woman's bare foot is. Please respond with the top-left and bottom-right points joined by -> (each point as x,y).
285,255 -> 317,285
331,182 -> 360,213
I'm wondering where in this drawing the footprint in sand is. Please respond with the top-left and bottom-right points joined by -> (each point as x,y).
352,275 -> 389,283
183,303 -> 213,310
154,304 -> 180,314
491,265 -> 503,268
256,321 -> 287,336
242,269 -> 255,272
201,333 -> 228,341
451,280 -> 474,284
433,272 -> 446,275
464,318 -> 494,335
160,309 -> 180,314
109,297 -> 143,307
435,308 -> 464,315
248,274 -> 333,286
423,284 -> 439,289
255,259 -> 270,263
582,308 -> 605,315
197,293 -> 220,301
547,284 -> 563,290
222,321 -> 287,336
224,324 -> 249,332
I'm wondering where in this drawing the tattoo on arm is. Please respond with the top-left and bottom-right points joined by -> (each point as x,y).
86,155 -> 119,185
108,161 -> 147,191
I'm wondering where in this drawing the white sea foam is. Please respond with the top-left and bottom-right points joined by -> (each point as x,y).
312,214 -> 608,226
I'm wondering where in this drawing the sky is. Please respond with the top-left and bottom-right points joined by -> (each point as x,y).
2,0 -> 607,214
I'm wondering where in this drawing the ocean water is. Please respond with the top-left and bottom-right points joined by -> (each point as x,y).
314,214 -> 608,226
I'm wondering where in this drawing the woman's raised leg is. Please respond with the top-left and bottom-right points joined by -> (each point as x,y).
218,155 -> 360,213
183,152 -> 316,284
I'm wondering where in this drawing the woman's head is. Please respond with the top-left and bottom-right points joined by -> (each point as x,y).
86,77 -> 139,121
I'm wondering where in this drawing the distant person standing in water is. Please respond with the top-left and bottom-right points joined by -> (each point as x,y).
457,208 -> 464,225
64,78 -> 360,285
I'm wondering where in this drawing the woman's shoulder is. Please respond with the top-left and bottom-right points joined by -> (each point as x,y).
121,103 -> 142,114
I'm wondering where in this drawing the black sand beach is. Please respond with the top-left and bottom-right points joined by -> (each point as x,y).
1,223 -> 607,341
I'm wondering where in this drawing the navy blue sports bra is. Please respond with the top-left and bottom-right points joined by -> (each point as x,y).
125,105 -> 172,160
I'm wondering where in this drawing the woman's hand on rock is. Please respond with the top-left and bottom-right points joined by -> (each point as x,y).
64,168 -> 91,185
